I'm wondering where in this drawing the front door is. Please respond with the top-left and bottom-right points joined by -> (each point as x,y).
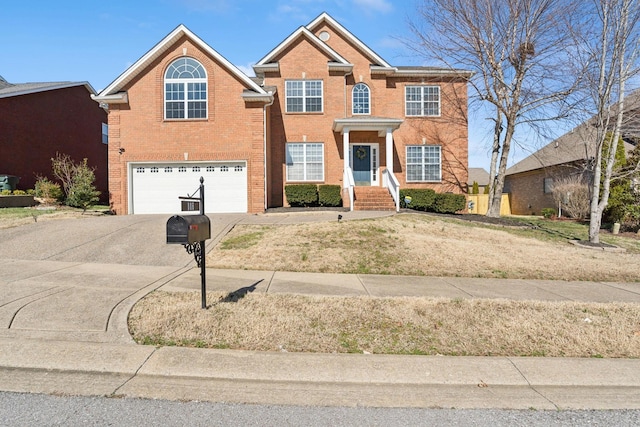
352,145 -> 371,186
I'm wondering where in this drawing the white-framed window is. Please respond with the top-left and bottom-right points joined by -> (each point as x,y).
286,143 -> 324,181
101,123 -> 108,144
164,57 -> 207,119
406,145 -> 441,182
352,83 -> 370,115
285,80 -> 323,113
405,86 -> 440,117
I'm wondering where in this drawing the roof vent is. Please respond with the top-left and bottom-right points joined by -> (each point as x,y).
319,31 -> 330,41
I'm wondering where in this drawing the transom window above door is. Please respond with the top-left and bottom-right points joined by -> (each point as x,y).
164,57 -> 207,119
352,83 -> 370,115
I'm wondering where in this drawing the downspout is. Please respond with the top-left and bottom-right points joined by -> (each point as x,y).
263,92 -> 275,211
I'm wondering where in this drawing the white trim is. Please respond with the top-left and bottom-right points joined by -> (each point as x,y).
405,85 -> 441,117
163,57 -> 208,120
306,13 -> 392,68
350,143 -> 380,186
405,145 -> 442,183
352,83 -> 371,115
285,143 -> 325,182
285,80 -> 324,113
333,117 -> 403,137
98,24 -> 266,98
0,82 -> 97,99
256,26 -> 350,66
128,160 -> 248,214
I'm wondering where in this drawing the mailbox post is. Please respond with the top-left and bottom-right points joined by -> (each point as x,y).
166,177 -> 209,308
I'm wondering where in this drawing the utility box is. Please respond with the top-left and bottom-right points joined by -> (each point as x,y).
0,175 -> 19,192
166,214 -> 211,244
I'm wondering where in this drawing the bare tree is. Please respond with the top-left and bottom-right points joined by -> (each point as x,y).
551,175 -> 591,220
410,0 -> 579,217
572,0 -> 640,243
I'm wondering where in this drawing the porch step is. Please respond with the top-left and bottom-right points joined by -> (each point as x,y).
353,187 -> 396,211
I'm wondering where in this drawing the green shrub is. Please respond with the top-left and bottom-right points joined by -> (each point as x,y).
65,159 -> 100,211
432,193 -> 467,214
285,184 -> 318,207
26,189 -> 35,195
35,176 -> 63,201
318,185 -> 342,207
471,181 -> 479,194
0,189 -> 11,196
399,189 -> 436,211
541,208 -> 556,219
12,189 -> 27,195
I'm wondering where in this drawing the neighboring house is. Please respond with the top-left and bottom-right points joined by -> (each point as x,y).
468,167 -> 490,193
93,13 -> 471,215
0,76 -> 108,197
504,113 -> 638,216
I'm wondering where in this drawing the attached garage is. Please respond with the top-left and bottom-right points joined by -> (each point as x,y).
129,161 -> 248,214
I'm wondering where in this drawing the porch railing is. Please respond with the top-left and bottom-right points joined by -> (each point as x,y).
383,168 -> 400,212
344,167 -> 355,211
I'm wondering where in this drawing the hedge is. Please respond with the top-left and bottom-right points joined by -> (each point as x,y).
284,184 -> 319,207
318,184 -> 342,207
399,189 -> 436,211
431,193 -> 467,214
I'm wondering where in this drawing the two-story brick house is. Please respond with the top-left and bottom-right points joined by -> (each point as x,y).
93,13 -> 471,214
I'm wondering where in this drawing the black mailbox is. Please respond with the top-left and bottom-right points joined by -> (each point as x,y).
166,214 -> 211,244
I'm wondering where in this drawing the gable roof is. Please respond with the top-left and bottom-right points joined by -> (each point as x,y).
0,80 -> 96,99
254,12 -> 472,79
468,168 -> 490,186
95,24 -> 268,102
306,12 -> 392,68
255,24 -> 351,67
506,122 -> 638,176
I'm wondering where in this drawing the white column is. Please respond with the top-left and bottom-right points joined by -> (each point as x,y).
385,127 -> 393,174
343,127 -> 350,171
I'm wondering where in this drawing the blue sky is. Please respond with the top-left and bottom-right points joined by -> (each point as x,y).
2,0 -> 529,169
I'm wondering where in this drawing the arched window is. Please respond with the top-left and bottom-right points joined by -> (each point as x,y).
164,58 -> 207,119
352,83 -> 370,115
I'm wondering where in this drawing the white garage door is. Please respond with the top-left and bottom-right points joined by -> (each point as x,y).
130,162 -> 248,214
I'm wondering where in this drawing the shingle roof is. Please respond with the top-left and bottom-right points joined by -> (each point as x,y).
507,93 -> 640,176
0,80 -> 96,98
468,168 -> 490,185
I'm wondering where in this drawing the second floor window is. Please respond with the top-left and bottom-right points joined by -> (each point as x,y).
405,86 -> 440,117
286,80 -> 323,113
352,83 -> 370,115
165,57 -> 207,119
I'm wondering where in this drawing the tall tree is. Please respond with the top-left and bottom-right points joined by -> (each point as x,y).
410,0 -> 578,217
573,0 -> 640,243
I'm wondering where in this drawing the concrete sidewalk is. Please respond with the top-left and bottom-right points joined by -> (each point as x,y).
1,260 -> 640,409
1,210 -> 640,409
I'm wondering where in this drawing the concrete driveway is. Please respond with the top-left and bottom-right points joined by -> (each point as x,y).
0,213 -> 244,267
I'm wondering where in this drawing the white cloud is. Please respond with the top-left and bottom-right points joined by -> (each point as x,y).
352,0 -> 393,13
236,63 -> 256,77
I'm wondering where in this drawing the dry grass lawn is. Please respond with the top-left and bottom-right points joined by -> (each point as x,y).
130,291 -> 640,357
129,213 -> 640,357
206,214 -> 639,282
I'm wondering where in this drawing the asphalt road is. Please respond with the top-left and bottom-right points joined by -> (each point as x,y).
2,392 -> 640,427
